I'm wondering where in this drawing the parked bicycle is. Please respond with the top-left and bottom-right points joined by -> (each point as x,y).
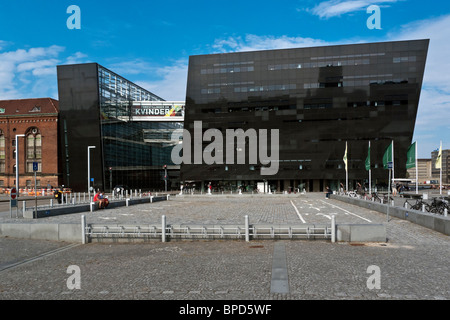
428,198 -> 449,215
383,193 -> 394,204
347,190 -> 358,198
409,198 -> 430,212
371,192 -> 383,203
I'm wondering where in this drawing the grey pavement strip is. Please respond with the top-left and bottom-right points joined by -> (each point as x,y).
0,243 -> 80,274
270,242 -> 289,294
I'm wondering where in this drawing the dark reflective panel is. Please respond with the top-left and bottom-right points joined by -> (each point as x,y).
58,63 -> 182,192
182,40 -> 429,192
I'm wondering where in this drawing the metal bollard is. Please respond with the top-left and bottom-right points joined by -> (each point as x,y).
330,216 -> 336,242
245,215 -> 250,242
50,199 -> 53,208
90,202 -> 95,212
445,208 -> 448,217
126,198 -> 130,207
81,215 -> 86,244
161,215 -> 166,242
404,202 -> 408,209
422,204 -> 426,212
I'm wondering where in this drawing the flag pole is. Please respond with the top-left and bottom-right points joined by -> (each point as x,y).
369,141 -> 372,195
415,141 -> 418,194
346,141 -> 348,192
391,140 -> 395,187
387,167 -> 391,222
440,140 -> 442,195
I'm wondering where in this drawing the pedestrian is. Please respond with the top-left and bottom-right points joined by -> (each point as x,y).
325,186 -> 332,198
94,190 -> 108,209
357,182 -> 364,197
340,183 -> 345,194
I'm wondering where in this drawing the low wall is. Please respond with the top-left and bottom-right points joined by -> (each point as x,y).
22,196 -> 168,219
330,194 -> 450,236
336,224 -> 386,242
0,221 -> 386,243
0,223 -> 81,242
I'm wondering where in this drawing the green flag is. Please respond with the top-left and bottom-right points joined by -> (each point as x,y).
383,142 -> 393,169
406,142 -> 416,169
365,142 -> 371,171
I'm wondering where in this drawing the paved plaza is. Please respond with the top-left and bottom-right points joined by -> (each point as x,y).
0,193 -> 449,302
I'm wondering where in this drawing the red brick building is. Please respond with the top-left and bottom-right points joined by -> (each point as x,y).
0,98 -> 61,192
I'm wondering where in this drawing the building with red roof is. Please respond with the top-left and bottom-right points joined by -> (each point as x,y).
0,98 -> 61,192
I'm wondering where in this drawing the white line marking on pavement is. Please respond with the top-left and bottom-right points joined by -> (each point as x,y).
290,200 -> 306,223
317,213 -> 332,220
0,243 -> 80,274
319,200 -> 372,222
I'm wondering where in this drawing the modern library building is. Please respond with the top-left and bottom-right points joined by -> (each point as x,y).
180,39 -> 429,192
57,63 -> 184,192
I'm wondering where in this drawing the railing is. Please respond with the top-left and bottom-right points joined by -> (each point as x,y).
339,191 -> 449,216
82,215 -> 335,243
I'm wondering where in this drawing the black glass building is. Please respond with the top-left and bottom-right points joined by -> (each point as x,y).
57,63 -> 184,192
181,39 -> 429,192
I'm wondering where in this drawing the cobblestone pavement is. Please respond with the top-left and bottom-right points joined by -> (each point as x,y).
0,193 -> 449,301
1,192 -> 395,225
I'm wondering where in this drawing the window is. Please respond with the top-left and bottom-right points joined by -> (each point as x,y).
26,127 -> 42,173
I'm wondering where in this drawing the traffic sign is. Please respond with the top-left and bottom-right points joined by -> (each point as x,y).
33,162 -> 39,172
10,187 -> 17,200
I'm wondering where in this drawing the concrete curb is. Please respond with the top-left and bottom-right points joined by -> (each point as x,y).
330,194 -> 450,236
23,196 -> 167,219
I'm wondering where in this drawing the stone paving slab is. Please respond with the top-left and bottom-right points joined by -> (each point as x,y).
0,193 -> 389,226
0,237 -> 448,300
0,193 -> 449,302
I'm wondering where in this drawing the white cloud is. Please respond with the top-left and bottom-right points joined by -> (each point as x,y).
65,52 -> 89,65
212,34 -> 332,53
108,59 -> 155,76
308,0 -> 400,19
135,59 -> 188,101
0,45 -> 65,99
386,14 -> 450,155
389,15 -> 450,92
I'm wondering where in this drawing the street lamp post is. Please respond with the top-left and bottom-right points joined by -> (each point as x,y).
87,146 -> 96,200
15,134 -> 26,195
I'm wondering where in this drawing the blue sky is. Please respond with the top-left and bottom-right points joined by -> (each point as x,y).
1,0 -> 449,158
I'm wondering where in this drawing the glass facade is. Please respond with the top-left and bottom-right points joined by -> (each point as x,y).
57,63 -> 184,192
181,40 -> 429,192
